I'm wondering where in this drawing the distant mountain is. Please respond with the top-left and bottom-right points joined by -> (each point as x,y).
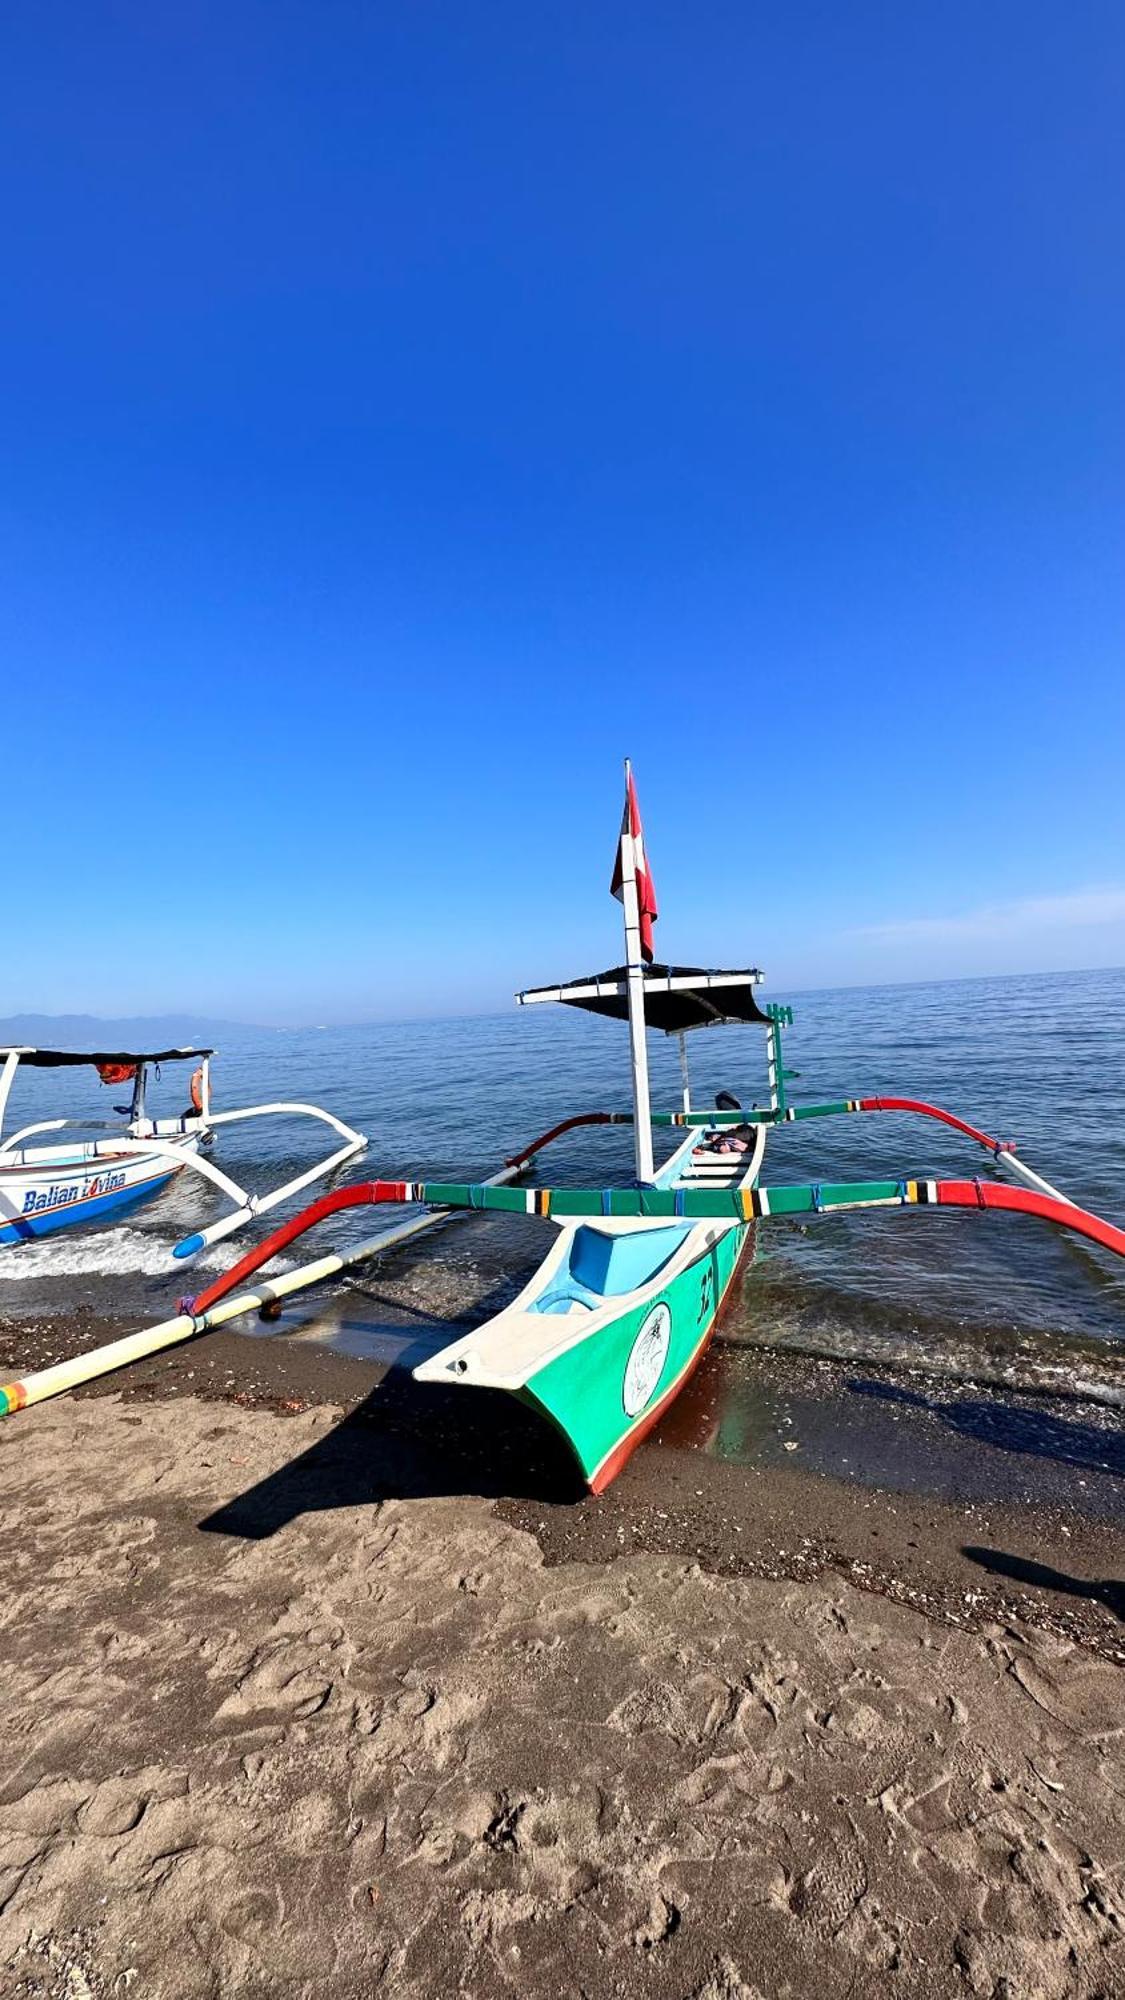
0,1012 -> 270,1049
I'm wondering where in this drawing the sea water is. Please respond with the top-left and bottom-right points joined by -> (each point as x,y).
3,968 -> 1123,1401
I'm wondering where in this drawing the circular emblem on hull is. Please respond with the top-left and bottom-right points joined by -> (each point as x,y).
622,1302 -> 672,1418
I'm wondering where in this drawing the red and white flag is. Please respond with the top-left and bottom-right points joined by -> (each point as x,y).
610,765 -> 658,963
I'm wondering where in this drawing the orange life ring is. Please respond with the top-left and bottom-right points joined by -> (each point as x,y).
189,1065 -> 206,1114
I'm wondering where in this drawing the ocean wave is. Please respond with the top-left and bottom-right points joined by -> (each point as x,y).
0,1228 -> 290,1282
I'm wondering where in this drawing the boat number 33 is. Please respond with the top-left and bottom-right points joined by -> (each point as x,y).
622,1303 -> 673,1418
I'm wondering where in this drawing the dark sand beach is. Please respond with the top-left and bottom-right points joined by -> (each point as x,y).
1,1310 -> 1123,1998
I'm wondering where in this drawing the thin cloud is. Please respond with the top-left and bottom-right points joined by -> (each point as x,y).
855,887 -> 1125,943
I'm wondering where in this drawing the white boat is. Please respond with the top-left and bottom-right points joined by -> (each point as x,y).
0,1045 -> 366,1254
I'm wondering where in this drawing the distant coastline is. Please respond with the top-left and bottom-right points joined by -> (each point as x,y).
3,959 -> 1124,1043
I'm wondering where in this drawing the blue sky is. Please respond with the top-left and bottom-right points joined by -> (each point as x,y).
5,2 -> 1123,1023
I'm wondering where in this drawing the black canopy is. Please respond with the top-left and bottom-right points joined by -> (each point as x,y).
0,1047 -> 213,1068
518,965 -> 770,1035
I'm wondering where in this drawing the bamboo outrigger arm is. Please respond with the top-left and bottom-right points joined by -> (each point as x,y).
505,1096 -> 1071,1205
505,1111 -> 632,1165
0,1118 -> 73,1152
3,1170 -> 1123,1422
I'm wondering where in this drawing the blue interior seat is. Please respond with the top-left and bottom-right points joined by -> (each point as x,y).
531,1224 -> 688,1315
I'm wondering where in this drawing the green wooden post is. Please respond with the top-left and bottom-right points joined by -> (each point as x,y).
765,1003 -> 797,1114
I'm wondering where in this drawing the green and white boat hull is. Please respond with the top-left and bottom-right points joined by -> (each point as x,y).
520,1214 -> 750,1490
413,1127 -> 762,1491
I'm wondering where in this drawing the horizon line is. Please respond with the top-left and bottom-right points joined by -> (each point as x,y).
3,959 -> 1122,1037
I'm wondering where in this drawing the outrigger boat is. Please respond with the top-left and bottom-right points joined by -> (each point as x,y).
3,765 -> 1124,1491
0,1045 -> 366,1252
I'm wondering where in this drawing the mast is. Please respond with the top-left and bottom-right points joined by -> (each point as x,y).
618,759 -> 655,1183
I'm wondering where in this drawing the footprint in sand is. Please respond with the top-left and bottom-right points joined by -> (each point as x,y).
214,1642 -> 335,1721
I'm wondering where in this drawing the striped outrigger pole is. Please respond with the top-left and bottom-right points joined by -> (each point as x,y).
396,1176 -> 1125,1252
5,1174 -> 1125,1421
408,1177 -> 932,1220
507,1095 -> 1021,1155
656,1100 -> 867,1126
173,1170 -> 1125,1327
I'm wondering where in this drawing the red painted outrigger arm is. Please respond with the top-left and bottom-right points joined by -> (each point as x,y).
187,1182 -> 399,1317
505,1111 -> 626,1168
857,1095 -> 1012,1153
504,1098 -> 1018,1162
931,1179 -> 1125,1252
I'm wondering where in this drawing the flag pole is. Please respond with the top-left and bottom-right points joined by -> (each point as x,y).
619,759 -> 655,1183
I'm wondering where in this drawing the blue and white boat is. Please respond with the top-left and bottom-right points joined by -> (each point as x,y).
0,1045 -> 366,1256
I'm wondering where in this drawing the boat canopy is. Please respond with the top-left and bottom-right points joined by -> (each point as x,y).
517,965 -> 769,1035
0,1047 -> 214,1068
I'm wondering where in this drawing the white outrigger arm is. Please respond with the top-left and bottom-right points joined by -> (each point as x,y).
170,1101 -> 368,1257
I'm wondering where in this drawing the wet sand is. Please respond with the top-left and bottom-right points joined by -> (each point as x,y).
1,1312 -> 1123,1996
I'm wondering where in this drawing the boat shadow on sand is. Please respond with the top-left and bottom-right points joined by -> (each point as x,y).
848,1382 -> 1125,1621
849,1377 -> 1125,1480
198,1363 -> 586,1542
962,1546 -> 1125,1622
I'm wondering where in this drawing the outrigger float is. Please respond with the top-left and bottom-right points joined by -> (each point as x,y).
3,767 -> 1124,1493
0,1046 -> 366,1252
